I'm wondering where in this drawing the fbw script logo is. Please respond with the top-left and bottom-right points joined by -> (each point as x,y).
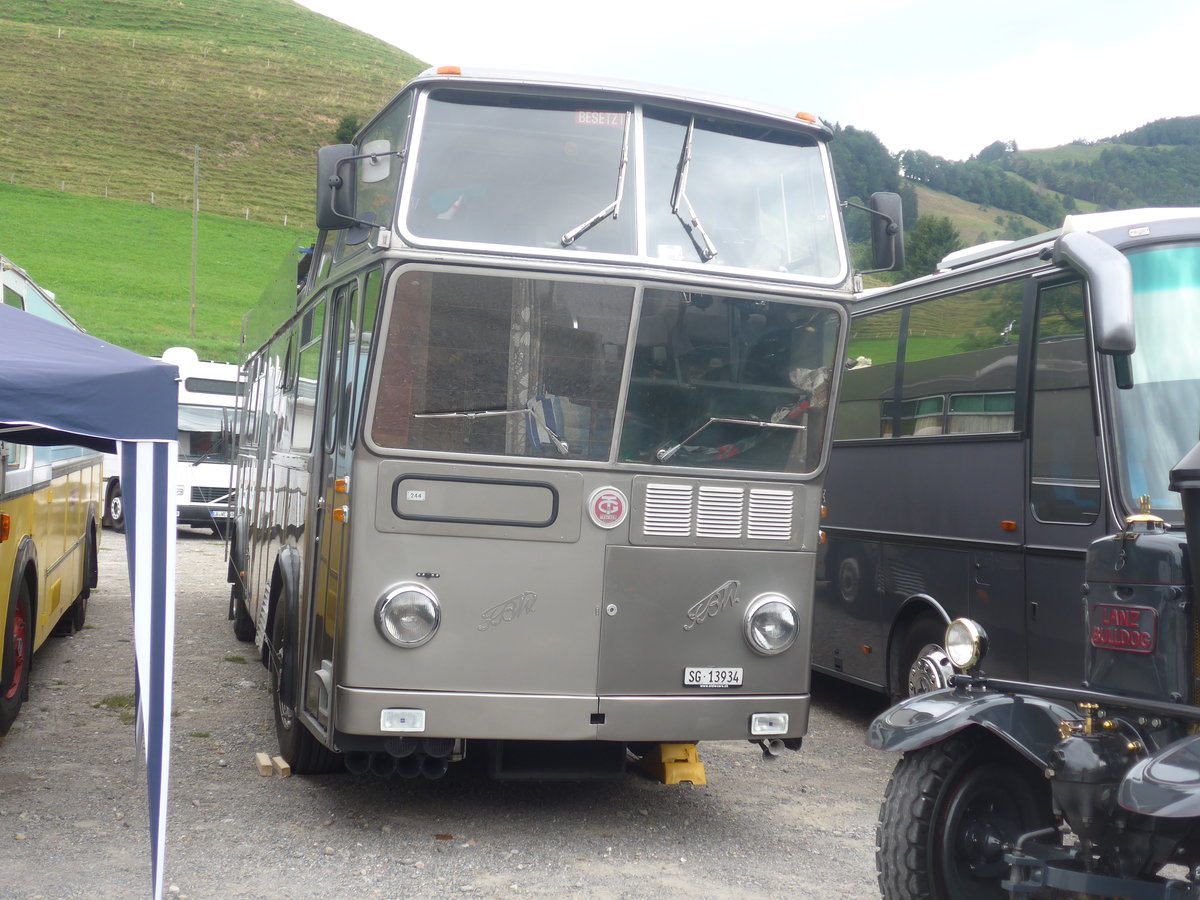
588,486 -> 628,529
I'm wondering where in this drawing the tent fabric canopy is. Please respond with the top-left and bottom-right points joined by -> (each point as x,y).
0,303 -> 177,450
0,302 -> 178,900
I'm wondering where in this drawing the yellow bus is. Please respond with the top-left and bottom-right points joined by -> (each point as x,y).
1,255 -> 103,734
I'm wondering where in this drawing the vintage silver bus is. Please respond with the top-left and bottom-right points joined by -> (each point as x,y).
816,207 -> 1200,700
228,66 -> 901,778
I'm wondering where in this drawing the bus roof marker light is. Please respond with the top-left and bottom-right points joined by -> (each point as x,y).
435,66 -> 462,76
795,112 -> 817,123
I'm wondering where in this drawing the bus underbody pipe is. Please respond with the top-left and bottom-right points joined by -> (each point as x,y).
396,754 -> 422,779
343,751 -> 370,775
420,754 -> 450,780
758,738 -> 786,759
369,753 -> 399,777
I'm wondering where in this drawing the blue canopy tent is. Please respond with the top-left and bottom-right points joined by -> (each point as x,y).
0,303 -> 179,899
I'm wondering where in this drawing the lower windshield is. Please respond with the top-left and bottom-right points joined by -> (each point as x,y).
621,290 -> 841,474
372,270 -> 633,460
370,270 -> 841,473
1112,243 -> 1200,517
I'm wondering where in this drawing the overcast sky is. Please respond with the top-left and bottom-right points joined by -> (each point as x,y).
295,0 -> 1198,161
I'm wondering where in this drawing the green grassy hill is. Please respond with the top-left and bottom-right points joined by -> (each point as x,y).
913,185 -> 1045,246
1,0 -> 424,223
0,0 -> 427,360
1,182 -> 307,361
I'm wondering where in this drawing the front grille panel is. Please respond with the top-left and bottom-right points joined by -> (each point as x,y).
639,480 -> 796,545
643,483 -> 694,536
747,489 -> 794,540
191,486 -> 232,504
696,485 -> 745,538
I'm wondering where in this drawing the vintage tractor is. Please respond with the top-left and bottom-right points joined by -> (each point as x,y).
870,438 -> 1200,898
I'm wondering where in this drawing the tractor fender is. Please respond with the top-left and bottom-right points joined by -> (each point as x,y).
1121,732 -> 1200,818
867,686 -> 1077,769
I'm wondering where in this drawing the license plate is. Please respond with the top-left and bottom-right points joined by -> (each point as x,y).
210,509 -> 232,518
683,667 -> 743,687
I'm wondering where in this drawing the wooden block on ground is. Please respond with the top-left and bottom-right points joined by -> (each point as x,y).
255,752 -> 273,776
271,755 -> 292,777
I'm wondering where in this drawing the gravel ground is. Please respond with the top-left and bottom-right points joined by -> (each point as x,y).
0,529 -> 896,900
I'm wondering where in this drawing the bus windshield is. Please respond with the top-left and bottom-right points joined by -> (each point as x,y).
370,269 -> 840,474
1112,243 -> 1200,516
403,89 -> 843,280
178,403 -> 234,464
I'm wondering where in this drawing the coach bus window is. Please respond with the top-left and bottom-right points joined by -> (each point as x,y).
1111,244 -> 1200,515
372,271 -> 632,461
835,308 -> 903,440
642,110 -> 842,279
1029,281 -> 1099,525
293,300 -> 325,452
621,290 -> 839,472
406,91 -> 635,254
896,281 -> 1023,437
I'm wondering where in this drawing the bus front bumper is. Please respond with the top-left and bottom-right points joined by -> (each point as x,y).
336,687 -> 809,742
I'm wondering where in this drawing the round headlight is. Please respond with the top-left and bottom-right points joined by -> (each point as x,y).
744,594 -> 798,656
945,618 -> 988,670
375,584 -> 441,648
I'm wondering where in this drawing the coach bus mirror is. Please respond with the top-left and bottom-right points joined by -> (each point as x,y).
316,143 -> 359,231
868,192 -> 905,272
1052,230 -> 1135,358
359,139 -> 393,184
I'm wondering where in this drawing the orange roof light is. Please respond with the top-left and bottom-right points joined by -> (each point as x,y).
436,66 -> 462,76
795,111 -> 817,124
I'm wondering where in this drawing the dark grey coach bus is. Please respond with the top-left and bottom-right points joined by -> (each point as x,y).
815,207 -> 1200,699
226,66 -> 903,779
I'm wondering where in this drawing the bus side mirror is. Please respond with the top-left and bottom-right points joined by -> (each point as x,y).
1052,230 -> 1135,386
316,144 -> 359,231
1053,231 -> 1134,354
869,192 -> 905,272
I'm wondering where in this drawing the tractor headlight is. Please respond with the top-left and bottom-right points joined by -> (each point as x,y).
744,594 -> 798,656
375,584 -> 441,648
945,618 -> 988,671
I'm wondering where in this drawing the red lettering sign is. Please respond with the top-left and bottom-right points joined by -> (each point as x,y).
1090,604 -> 1157,654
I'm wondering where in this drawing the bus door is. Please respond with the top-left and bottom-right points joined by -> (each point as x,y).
1024,278 -> 1108,687
306,281 -> 355,729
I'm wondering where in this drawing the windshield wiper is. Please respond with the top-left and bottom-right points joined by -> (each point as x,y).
656,416 -> 806,462
561,111 -> 631,247
670,118 -> 718,262
190,441 -> 226,466
413,406 -> 569,456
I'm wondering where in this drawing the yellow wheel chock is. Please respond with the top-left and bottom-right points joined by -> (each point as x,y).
636,742 -> 707,785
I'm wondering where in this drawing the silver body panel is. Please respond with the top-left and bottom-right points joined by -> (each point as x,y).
339,458 -> 814,741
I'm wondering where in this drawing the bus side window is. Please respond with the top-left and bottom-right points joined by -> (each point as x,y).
1029,281 -> 1099,524
293,299 -> 326,453
897,282 -> 1023,437
835,308 -> 902,440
